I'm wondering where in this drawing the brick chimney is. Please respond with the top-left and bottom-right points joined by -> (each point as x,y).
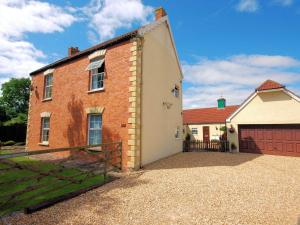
155,7 -> 167,21
68,47 -> 79,56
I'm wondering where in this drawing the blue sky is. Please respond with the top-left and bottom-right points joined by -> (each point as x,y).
1,0 -> 300,108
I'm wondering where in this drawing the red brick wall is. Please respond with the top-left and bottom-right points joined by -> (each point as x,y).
27,41 -> 132,168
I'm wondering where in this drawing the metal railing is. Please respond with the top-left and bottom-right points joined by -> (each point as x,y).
0,142 -> 122,216
183,140 -> 229,152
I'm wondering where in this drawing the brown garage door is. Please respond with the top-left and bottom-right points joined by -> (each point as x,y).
239,124 -> 300,157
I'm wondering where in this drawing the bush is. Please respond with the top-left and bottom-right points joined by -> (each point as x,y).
185,133 -> 191,141
3,140 -> 16,146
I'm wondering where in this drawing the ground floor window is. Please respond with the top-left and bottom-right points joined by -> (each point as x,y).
191,128 -> 198,134
41,117 -> 50,143
88,114 -> 102,145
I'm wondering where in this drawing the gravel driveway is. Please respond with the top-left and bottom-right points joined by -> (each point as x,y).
3,152 -> 300,225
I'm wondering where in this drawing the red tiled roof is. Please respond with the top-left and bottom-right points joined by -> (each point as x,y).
256,80 -> 285,91
183,105 -> 239,124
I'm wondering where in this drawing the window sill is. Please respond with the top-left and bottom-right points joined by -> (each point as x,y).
87,88 -> 105,94
42,98 -> 52,102
39,142 -> 49,146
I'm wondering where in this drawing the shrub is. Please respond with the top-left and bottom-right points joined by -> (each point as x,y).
3,140 -> 16,146
185,133 -> 191,141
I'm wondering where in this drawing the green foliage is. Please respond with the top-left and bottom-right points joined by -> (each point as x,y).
185,133 -> 191,141
0,78 -> 30,126
3,140 -> 16,146
220,126 -> 227,132
3,113 -> 27,126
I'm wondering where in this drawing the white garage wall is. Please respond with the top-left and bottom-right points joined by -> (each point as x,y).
227,90 -> 300,151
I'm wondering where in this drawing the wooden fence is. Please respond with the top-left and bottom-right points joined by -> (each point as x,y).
183,140 -> 229,152
0,142 -> 122,216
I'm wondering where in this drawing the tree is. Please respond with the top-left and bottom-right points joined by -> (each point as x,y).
0,78 -> 31,126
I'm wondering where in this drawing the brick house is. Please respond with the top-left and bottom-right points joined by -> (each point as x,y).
26,8 -> 183,169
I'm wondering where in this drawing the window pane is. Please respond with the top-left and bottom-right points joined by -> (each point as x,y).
91,72 -> 104,90
92,74 -> 99,89
44,74 -> 53,98
41,117 -> 50,142
42,130 -> 49,142
88,115 -> 102,145
43,118 -> 50,129
45,86 -> 52,99
45,74 -> 53,86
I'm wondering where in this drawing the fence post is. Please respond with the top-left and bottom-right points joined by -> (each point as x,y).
119,142 -> 122,170
103,149 -> 107,181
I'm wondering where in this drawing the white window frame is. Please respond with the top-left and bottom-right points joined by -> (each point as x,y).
175,126 -> 180,139
90,68 -> 104,91
191,128 -> 198,135
172,86 -> 180,98
41,117 -> 50,144
88,114 -> 102,145
44,74 -> 53,99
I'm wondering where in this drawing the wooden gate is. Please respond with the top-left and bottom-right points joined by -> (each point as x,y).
183,140 -> 229,152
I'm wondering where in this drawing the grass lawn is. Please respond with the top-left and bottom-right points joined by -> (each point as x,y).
0,152 -> 105,216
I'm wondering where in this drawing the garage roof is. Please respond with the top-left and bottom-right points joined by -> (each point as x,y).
256,80 -> 285,91
183,105 -> 239,125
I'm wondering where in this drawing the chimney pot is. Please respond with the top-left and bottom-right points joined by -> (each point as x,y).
155,7 -> 167,21
68,47 -> 80,56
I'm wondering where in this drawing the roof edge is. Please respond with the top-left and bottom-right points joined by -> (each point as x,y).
30,30 -> 138,76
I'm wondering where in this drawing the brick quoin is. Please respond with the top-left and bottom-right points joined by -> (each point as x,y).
27,41 -> 132,169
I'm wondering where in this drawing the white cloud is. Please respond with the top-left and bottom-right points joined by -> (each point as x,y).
0,0 -> 77,86
183,55 -> 300,109
273,0 -> 293,6
236,0 -> 259,12
83,0 -> 153,41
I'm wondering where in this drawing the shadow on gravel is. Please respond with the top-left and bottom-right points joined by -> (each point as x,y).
144,152 -> 261,170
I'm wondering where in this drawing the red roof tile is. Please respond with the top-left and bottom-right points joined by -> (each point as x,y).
183,105 -> 239,124
256,80 -> 285,91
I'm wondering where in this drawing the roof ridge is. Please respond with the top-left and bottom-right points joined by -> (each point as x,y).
256,79 -> 285,91
183,105 -> 239,111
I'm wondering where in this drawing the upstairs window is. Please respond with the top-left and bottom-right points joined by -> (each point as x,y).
91,66 -> 104,90
41,117 -> 50,143
191,128 -> 198,135
44,74 -> 53,99
86,59 -> 105,91
172,85 -> 180,98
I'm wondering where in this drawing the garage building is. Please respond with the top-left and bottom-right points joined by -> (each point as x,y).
226,80 -> 300,157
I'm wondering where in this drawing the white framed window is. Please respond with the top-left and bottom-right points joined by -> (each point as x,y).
41,117 -> 50,143
90,68 -> 104,90
191,128 -> 198,134
175,126 -> 180,139
172,85 -> 180,98
44,74 -> 53,99
88,114 -> 102,145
